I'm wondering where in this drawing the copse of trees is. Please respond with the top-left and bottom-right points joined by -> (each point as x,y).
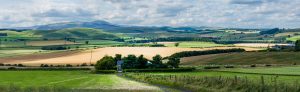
170,48 -> 246,58
295,40 -> 300,51
95,56 -> 115,70
94,54 -> 180,70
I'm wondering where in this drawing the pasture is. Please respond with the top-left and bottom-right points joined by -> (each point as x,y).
124,68 -> 300,92
0,47 -> 260,66
287,35 -> 300,41
160,41 -> 229,48
27,40 -> 79,46
234,43 -> 293,48
221,66 -> 300,75
0,50 -> 43,58
0,71 -> 163,92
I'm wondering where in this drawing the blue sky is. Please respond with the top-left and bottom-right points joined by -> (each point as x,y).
0,0 -> 299,28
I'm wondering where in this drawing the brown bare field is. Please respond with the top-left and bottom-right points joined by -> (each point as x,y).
27,40 -> 80,46
181,52 -> 300,65
0,47 -> 261,66
234,43 -> 293,48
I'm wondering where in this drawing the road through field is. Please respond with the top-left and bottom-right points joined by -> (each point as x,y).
0,47 -> 261,66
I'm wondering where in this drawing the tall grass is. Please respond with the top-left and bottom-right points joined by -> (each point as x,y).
0,85 -> 155,92
124,73 -> 300,92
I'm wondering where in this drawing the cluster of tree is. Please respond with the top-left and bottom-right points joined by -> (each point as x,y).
95,54 -> 180,70
295,40 -> 300,51
40,63 -> 91,67
152,37 -> 213,42
260,28 -> 281,35
0,33 -> 7,36
214,40 -> 280,44
0,63 -> 24,67
41,45 -> 70,50
170,48 -> 246,58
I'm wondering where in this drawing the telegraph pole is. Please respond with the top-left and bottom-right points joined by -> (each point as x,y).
89,49 -> 93,66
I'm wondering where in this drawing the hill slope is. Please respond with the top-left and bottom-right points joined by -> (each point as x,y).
181,52 -> 300,65
32,28 -> 120,39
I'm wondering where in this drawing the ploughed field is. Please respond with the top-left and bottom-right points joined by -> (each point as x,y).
0,47 -> 260,66
181,52 -> 300,65
0,71 -> 163,92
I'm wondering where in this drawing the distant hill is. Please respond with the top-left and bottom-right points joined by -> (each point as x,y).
16,20 -> 205,33
0,28 -> 119,40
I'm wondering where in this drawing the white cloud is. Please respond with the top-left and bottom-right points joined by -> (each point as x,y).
0,0 -> 299,28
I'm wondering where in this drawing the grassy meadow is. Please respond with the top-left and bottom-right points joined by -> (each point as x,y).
0,71 -> 164,92
161,41 -> 229,48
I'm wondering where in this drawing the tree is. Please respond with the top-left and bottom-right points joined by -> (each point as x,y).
122,54 -> 137,69
167,57 -> 180,68
150,55 -> 165,68
95,56 -> 115,70
295,40 -> 300,51
175,42 -> 180,47
136,55 -> 148,69
85,41 -> 89,45
114,54 -> 122,61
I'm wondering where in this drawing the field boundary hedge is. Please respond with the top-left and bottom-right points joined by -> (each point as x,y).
0,67 -> 91,71
124,68 -> 195,72
170,48 -> 246,58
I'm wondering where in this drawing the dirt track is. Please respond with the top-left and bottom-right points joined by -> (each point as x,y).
0,47 -> 261,66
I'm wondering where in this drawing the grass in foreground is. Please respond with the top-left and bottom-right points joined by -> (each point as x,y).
0,71 -> 162,92
124,71 -> 300,92
220,66 -> 300,75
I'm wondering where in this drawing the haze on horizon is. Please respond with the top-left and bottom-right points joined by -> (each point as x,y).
0,0 -> 299,28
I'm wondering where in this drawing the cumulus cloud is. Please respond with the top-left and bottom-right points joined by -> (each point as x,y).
0,0 -> 299,28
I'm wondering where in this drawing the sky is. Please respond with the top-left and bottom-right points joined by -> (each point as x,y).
0,0 -> 299,28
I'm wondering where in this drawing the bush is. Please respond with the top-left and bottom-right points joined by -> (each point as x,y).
17,64 -> 24,67
81,63 -> 88,66
250,64 -> 256,67
94,70 -> 116,74
265,64 -> 272,67
224,65 -> 234,68
203,66 -> 220,69
66,64 -> 73,67
0,63 -> 4,66
41,46 -> 67,50
124,68 -> 195,72
8,67 -> 16,70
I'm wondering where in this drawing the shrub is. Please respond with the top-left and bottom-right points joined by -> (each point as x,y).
17,64 -> 24,67
265,64 -> 272,67
41,46 -> 67,50
203,66 -> 220,69
224,65 -> 234,68
66,64 -> 73,67
81,63 -> 88,66
8,67 -> 16,70
95,70 -> 116,74
124,68 -> 195,72
0,63 -> 4,66
250,64 -> 256,67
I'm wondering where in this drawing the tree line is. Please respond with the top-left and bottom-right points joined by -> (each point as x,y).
95,54 -> 180,70
169,48 -> 246,58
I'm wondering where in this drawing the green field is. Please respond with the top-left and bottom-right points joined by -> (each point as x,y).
181,52 -> 300,65
0,71 -> 163,91
76,40 -> 124,46
0,50 -> 43,58
221,66 -> 300,75
287,35 -> 300,41
125,67 -> 300,92
163,41 -> 229,48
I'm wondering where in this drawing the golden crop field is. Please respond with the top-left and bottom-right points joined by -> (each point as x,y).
1,47 -> 260,66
